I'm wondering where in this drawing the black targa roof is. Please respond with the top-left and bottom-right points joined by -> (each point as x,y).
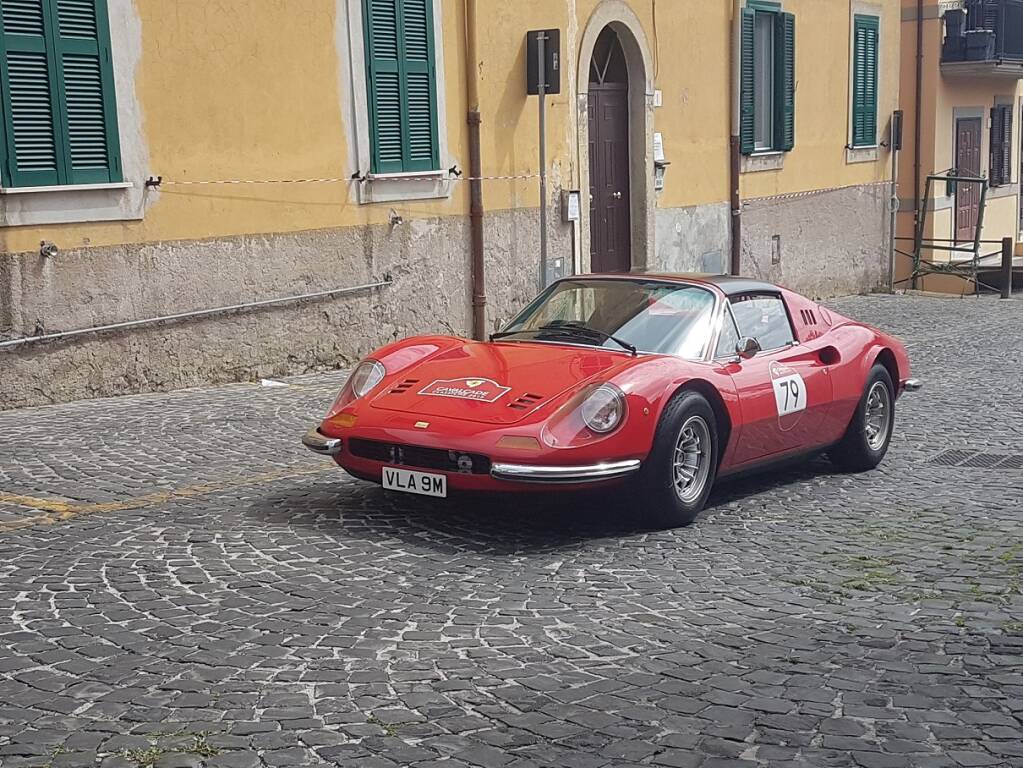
579,272 -> 782,296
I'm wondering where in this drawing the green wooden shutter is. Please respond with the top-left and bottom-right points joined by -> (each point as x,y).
0,0 -> 119,188
852,14 -> 878,148
999,104 -> 1012,185
400,0 -> 437,172
364,0 -> 438,174
774,11 -> 795,152
989,104 -> 1012,187
739,7 -> 755,155
0,0 -> 62,186
49,0 -> 121,183
364,0 -> 403,173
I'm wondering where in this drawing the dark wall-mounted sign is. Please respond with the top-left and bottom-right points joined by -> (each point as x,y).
527,29 -> 561,95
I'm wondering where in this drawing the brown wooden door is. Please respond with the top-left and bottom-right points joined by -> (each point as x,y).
955,117 -> 982,243
588,85 -> 631,272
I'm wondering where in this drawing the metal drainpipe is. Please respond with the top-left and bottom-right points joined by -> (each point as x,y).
913,0 -> 923,289
465,0 -> 486,340
729,0 -> 742,276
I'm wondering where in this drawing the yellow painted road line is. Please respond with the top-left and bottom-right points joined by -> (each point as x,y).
0,464 -> 337,533
0,493 -> 78,514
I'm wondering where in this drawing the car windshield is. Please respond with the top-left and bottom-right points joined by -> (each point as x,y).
499,279 -> 717,359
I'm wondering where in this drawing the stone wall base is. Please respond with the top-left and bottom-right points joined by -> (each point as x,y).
0,185 -> 891,409
740,183 -> 890,298
0,209 -> 570,410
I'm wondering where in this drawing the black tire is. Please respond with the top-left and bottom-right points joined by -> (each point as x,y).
635,390 -> 719,528
830,363 -> 895,472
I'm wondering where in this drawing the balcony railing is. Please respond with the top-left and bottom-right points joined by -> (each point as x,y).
942,0 -> 1023,65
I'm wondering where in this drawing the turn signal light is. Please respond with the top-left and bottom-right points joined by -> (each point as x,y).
334,413 -> 358,428
496,436 -> 541,451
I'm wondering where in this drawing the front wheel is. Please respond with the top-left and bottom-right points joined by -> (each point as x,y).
635,390 -> 718,528
830,363 -> 895,472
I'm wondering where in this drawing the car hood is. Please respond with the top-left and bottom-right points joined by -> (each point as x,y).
370,340 -> 631,424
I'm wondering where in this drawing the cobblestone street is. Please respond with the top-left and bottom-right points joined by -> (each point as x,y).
0,293 -> 1021,768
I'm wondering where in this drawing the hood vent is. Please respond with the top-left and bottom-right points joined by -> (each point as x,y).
508,392 -> 543,410
389,379 -> 420,395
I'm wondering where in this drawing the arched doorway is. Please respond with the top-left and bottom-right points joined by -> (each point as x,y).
576,2 -> 654,276
588,27 -> 631,273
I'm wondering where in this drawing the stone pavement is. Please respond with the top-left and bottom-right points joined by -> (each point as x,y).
0,293 -> 1021,768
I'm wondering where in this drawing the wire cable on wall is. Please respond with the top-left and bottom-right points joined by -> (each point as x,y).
145,172 -> 542,188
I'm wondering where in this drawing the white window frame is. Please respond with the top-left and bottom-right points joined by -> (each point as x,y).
846,1 -> 884,164
0,1 -> 145,227
339,0 -> 452,205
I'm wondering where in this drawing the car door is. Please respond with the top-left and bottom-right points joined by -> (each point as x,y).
722,293 -> 834,466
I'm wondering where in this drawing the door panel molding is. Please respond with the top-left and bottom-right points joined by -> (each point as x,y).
954,116 -> 983,245
589,85 -> 631,272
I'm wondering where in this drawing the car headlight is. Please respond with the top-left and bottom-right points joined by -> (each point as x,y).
325,359 -> 385,418
349,360 -> 385,399
579,384 -> 626,433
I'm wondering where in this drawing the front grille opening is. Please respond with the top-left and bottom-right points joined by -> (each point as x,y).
348,438 -> 491,475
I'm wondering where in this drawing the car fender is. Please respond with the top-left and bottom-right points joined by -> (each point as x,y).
868,331 -> 911,390
605,357 -> 741,461
823,323 -> 911,438
369,335 -> 465,376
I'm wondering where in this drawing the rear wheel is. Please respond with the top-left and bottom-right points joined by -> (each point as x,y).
636,390 -> 718,528
830,363 -> 895,471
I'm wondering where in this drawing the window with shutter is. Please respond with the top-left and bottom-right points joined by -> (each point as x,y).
739,2 -> 795,156
851,15 -> 879,149
989,103 -> 1013,187
0,0 -> 120,188
363,0 -> 439,175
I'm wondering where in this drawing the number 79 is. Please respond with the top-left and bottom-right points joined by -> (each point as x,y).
782,379 -> 800,410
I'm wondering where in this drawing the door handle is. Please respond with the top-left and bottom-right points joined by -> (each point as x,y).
612,191 -> 622,199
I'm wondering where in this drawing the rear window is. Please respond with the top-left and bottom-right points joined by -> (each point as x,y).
729,294 -> 795,351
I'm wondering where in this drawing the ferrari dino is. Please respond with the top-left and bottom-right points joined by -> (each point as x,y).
303,274 -> 919,526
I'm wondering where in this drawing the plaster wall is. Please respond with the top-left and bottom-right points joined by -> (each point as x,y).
0,210 -> 572,409
741,184 -> 890,298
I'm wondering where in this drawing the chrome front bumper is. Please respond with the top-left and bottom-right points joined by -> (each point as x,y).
302,427 -> 342,457
490,459 -> 641,484
903,378 -> 923,393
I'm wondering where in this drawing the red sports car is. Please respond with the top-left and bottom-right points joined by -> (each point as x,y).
303,274 -> 919,527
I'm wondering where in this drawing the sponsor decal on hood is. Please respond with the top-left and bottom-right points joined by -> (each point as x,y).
418,377 -> 511,403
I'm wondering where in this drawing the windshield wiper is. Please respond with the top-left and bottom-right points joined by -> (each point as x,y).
492,321 -> 637,356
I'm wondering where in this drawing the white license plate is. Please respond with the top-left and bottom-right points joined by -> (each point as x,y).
382,466 -> 447,498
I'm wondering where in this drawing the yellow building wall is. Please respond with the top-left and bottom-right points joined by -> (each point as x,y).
2,0 -> 899,255
2,0 -> 472,254
896,1 -> 1022,291
981,195 -> 1019,244
741,0 -> 899,201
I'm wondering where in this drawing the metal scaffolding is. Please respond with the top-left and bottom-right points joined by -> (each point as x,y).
894,171 -> 1006,295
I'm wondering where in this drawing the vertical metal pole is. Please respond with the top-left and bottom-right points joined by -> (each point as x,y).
1001,236 -> 1013,299
729,0 -> 742,276
465,0 -> 486,340
971,181 -> 988,296
888,135 -> 899,292
911,175 -> 931,289
537,31 -> 549,292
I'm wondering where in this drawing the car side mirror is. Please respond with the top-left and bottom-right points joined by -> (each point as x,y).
735,337 -> 761,360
